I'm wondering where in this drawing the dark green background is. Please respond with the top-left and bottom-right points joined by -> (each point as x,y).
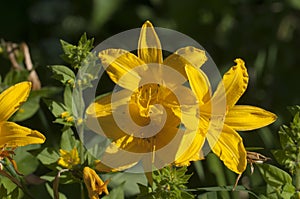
1,0 -> 299,198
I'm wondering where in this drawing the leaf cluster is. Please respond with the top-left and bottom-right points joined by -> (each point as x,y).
137,166 -> 194,199
60,33 -> 94,69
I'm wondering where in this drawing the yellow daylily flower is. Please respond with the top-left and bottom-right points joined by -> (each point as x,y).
175,58 -> 277,174
0,82 -> 46,172
58,147 -> 80,169
83,167 -> 109,199
86,21 -> 206,172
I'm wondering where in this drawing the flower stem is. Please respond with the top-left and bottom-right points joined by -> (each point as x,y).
296,150 -> 300,191
1,162 -> 35,199
81,182 -> 85,199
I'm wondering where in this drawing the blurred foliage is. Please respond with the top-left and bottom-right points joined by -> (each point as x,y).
0,0 -> 300,198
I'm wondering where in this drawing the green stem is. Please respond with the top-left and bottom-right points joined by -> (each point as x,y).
294,137 -> 300,199
75,83 -> 85,199
81,182 -> 85,199
296,169 -> 300,191
79,124 -> 85,165
295,151 -> 300,191
2,161 -> 35,199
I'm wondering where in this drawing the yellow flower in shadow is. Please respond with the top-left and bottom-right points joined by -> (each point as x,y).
83,167 -> 109,199
0,82 -> 45,172
174,59 -> 277,174
58,147 -> 80,169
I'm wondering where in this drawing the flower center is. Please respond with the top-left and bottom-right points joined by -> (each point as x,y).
136,83 -> 160,118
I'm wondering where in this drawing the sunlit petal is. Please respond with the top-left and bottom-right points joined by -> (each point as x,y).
205,58 -> 248,113
95,141 -> 141,172
83,167 -> 109,198
207,124 -> 247,174
225,105 -> 277,131
185,65 -> 211,105
0,121 -> 45,148
0,82 -> 31,121
86,90 -> 137,140
99,49 -> 147,90
174,130 -> 206,166
138,21 -> 163,64
163,46 -> 207,80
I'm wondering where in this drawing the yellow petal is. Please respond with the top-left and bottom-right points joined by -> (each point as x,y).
138,21 -> 163,64
154,124 -> 182,150
95,141 -> 141,172
207,124 -> 247,174
174,130 -> 206,166
58,148 -> 80,169
85,90 -> 133,140
86,101 -> 111,118
0,81 -> 31,121
146,126 -> 185,168
0,121 -> 45,148
83,167 -> 109,198
225,105 -> 277,131
163,46 -> 207,80
99,49 -> 147,90
174,46 -> 207,68
185,65 -> 211,105
206,59 -> 248,113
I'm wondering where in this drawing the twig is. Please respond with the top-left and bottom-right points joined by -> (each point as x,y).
20,42 -> 41,90
6,42 -> 21,70
4,40 -> 41,90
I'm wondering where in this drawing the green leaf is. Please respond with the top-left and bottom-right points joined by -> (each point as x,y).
14,145 -> 40,175
64,86 -> 73,111
40,171 -> 56,182
3,70 -> 29,86
102,182 -> 125,199
11,94 -> 40,121
287,105 -> 300,115
137,183 -> 151,195
187,185 -> 260,198
60,33 -> 94,69
272,150 -> 296,170
31,86 -> 62,98
258,195 -> 269,199
53,118 -> 73,126
78,33 -> 94,51
43,99 -> 68,117
11,86 -> 60,121
72,84 -> 85,118
282,183 -> 296,198
75,52 -> 101,89
257,163 -> 295,198
0,185 -> 8,198
49,65 -> 75,85
257,164 -> 293,186
0,176 -> 17,194
60,128 -> 78,151
104,172 -> 147,196
45,183 -> 67,199
197,192 -> 218,199
37,147 -> 60,165
41,170 -> 78,184
10,187 -> 20,199
181,191 -> 195,199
